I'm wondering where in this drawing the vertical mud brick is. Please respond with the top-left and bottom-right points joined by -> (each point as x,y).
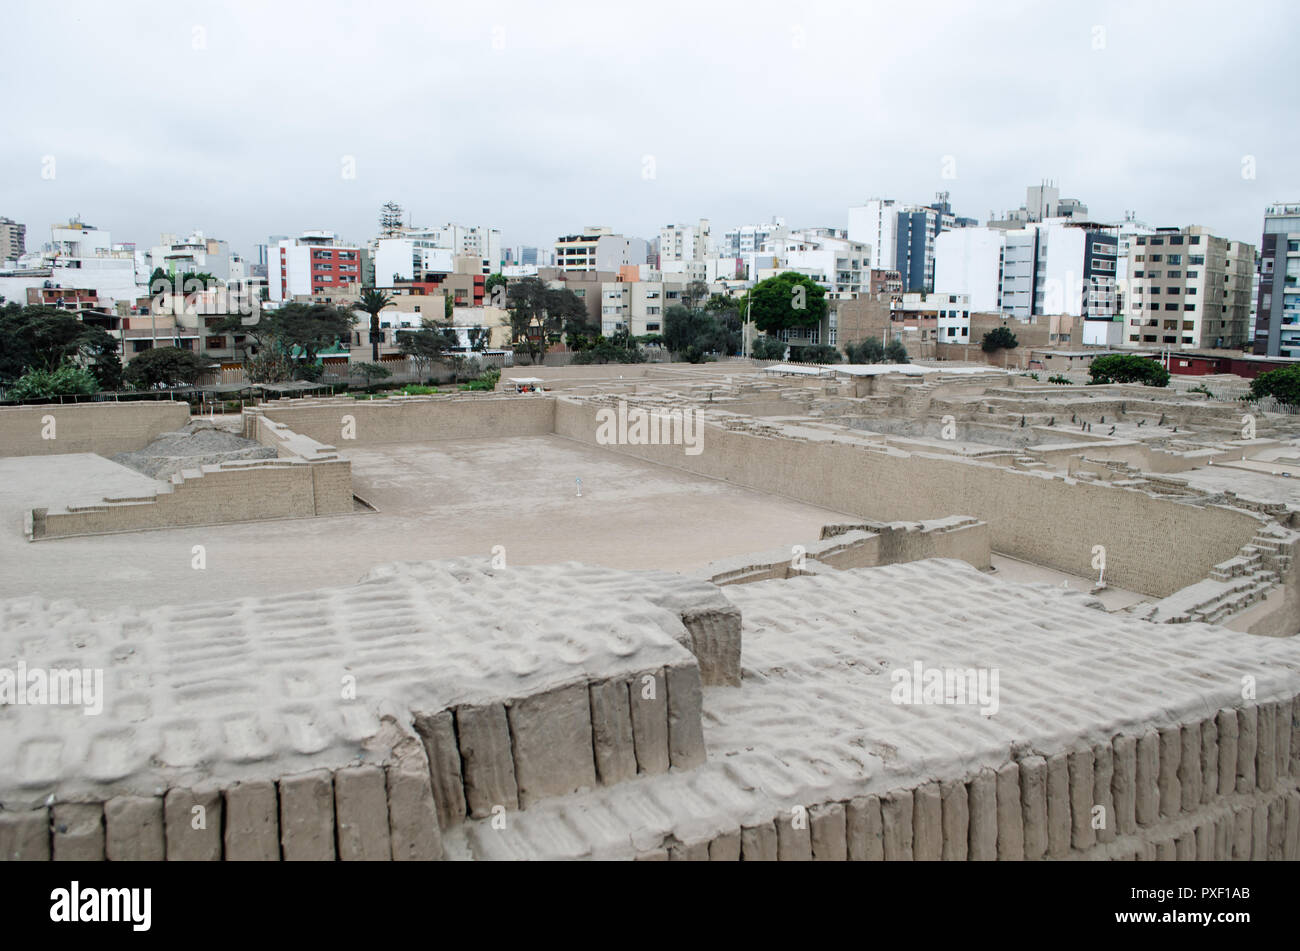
628,670 -> 670,776
105,796 -> 164,861
1200,718 -> 1218,804
776,809 -> 813,861
1293,698 -> 1300,777
1019,756 -> 1048,859
386,758 -> 443,861
1236,707 -> 1257,793
1112,735 -> 1137,836
1275,697 -> 1292,779
588,679 -> 637,786
1047,753 -> 1072,857
846,795 -> 884,861
1068,749 -> 1095,851
53,802 -> 104,861
1178,725 -> 1201,813
678,605 -> 742,687
1157,727 -> 1181,818
1214,813 -> 1231,860
334,766 -> 391,861
708,829 -> 741,861
1195,821 -> 1213,861
0,808 -> 49,861
1256,703 -> 1276,792
968,769 -> 998,861
665,663 -> 707,771
279,770 -> 335,861
940,779 -> 969,861
1266,798 -> 1285,860
1217,709 -> 1238,797
165,787 -> 222,861
413,710 -> 466,828
1249,804 -> 1267,861
740,820 -> 778,861
1135,731 -> 1159,827
1174,834 -> 1196,861
224,781 -> 280,861
881,790 -> 913,861
455,702 -> 519,817
508,683 -> 598,808
635,849 -> 668,861
1155,839 -> 1176,861
668,840 -> 709,861
995,763 -> 1023,861
1231,806 -> 1252,860
1092,743 -> 1116,844
1285,791 -> 1300,861
912,783 -> 942,861
810,802 -> 847,861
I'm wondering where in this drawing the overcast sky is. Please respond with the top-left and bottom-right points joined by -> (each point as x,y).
3,0 -> 1295,258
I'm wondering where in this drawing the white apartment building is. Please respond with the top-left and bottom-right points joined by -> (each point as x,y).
144,231 -> 233,284
659,219 -> 712,264
721,218 -> 786,256
847,200 -> 900,270
374,237 -> 456,286
758,230 -> 871,300
40,219 -> 140,305
935,228 -> 1004,312
555,227 -> 649,272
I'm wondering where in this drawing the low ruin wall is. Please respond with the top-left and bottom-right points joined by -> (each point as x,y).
0,401 -> 189,457
32,455 -> 353,539
555,398 -> 1262,597
257,395 -> 556,446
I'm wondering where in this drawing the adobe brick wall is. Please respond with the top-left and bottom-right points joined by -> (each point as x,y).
0,402 -> 189,457
257,395 -> 556,446
34,457 -> 354,538
555,398 -> 1261,597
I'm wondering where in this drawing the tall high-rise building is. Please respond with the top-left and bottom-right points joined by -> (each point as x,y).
1254,203 -> 1300,357
0,217 -> 26,262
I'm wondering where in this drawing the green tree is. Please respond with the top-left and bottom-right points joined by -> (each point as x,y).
0,305 -> 120,382
397,320 -> 459,382
506,278 -> 584,365
355,362 -> 392,388
798,344 -> 841,363
885,338 -> 910,364
844,337 -> 885,363
1088,354 -> 1170,387
750,335 -> 787,360
747,272 -> 827,335
358,288 -> 393,362
7,365 -> 100,400
981,326 -> 1019,353
485,273 -> 507,307
124,346 -> 208,389
1249,365 -> 1300,405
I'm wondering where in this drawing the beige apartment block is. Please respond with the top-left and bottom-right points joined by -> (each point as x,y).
1125,226 -> 1255,350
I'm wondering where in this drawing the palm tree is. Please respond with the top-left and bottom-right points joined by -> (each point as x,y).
358,288 -> 393,362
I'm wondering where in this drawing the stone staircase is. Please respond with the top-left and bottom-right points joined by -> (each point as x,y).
1135,527 -> 1295,626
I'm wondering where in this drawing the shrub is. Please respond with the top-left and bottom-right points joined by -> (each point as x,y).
750,335 -> 787,360
1048,374 -> 1072,385
1248,365 -> 1300,405
844,337 -> 885,364
1088,354 -> 1170,387
793,344 -> 838,364
981,326 -> 1019,352
884,338 -> 910,364
7,365 -> 99,400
